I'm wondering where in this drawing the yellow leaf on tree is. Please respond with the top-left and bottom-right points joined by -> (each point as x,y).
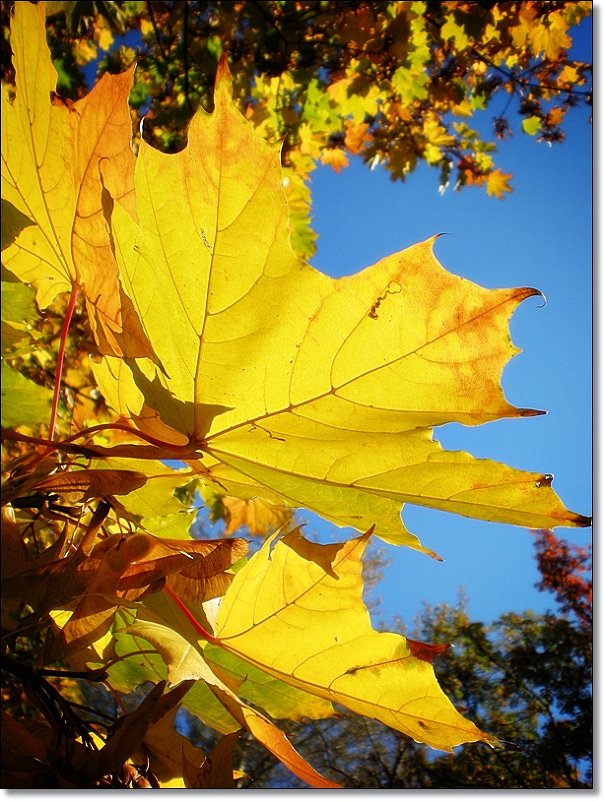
73,38 -> 98,65
1,1 -> 152,358
96,58 -> 589,555
96,25 -> 114,52
320,148 -> 350,173
557,64 -> 584,87
344,120 -> 372,154
220,496 -> 292,537
441,14 -> 471,50
486,169 -> 513,199
214,527 -> 498,752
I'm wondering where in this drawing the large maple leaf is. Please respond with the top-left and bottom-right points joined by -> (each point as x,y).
212,527 -> 496,752
96,58 -> 588,552
1,1 -> 151,357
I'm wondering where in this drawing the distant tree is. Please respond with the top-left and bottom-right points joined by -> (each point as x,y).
198,529 -> 591,788
532,528 -> 592,630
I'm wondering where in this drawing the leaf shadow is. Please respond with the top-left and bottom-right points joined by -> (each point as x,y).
127,359 -> 232,441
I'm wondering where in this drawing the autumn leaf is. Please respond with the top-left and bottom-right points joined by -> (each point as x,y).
93,458 -> 201,538
204,644 -> 335,723
34,467 -> 148,503
1,681 -> 180,788
522,115 -> 542,136
1,1 -> 151,357
486,169 -> 513,199
6,530 -> 247,654
182,734 -> 239,789
208,684 -> 341,788
97,58 -> 589,554
137,590 -> 335,722
129,681 -> 198,785
212,493 -> 293,538
104,609 -> 331,780
320,148 -> 349,173
213,527 -> 497,753
126,603 -> 341,788
1,361 -> 53,428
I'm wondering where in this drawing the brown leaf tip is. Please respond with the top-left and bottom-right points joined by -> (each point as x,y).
215,53 -> 232,89
519,287 -> 546,307
518,407 -> 547,418
408,638 -> 450,664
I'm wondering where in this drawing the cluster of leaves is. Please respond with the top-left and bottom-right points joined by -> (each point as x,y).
1,1 -> 590,789
217,531 -> 592,788
1,0 -> 592,257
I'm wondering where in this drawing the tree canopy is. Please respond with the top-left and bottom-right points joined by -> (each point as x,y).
1,0 -> 592,256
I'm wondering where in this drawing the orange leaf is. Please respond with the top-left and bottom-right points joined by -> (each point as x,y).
320,148 -> 350,173
1,2 -> 153,358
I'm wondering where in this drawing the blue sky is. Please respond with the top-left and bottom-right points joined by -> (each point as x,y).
303,17 -> 592,626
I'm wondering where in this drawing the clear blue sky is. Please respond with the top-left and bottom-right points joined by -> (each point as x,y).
303,17 -> 592,626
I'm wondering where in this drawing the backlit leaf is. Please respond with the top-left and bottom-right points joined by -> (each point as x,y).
126,603 -> 340,788
98,59 -> 589,555
182,733 -> 239,789
1,1 -> 151,357
214,527 -> 498,752
486,169 -> 513,199
1,361 -> 53,428
522,115 -> 542,136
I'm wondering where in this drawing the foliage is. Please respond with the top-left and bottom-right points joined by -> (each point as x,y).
1,1 -> 591,789
532,528 -> 592,630
221,531 -> 592,788
1,0 -> 593,257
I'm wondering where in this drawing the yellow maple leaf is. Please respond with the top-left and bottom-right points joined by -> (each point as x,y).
73,38 -> 98,65
320,148 -> 350,173
220,496 -> 292,537
1,1 -> 152,358
140,18 -> 154,37
422,114 -> 455,164
440,14 -> 471,50
486,169 -> 513,199
214,527 -> 498,752
94,57 -> 589,554
529,12 -> 572,59
96,25 -> 114,52
557,64 -> 585,87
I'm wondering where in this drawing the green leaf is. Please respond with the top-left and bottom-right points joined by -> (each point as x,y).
1,361 -> 53,428
522,115 -> 542,136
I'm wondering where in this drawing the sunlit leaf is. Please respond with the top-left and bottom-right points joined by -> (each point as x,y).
1,1 -> 152,357
98,59 -> 589,555
214,527 -> 498,752
126,602 -> 340,788
1,361 -> 53,428
182,733 -> 239,789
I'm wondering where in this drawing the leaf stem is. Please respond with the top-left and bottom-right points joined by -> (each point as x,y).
163,585 -> 218,644
61,421 -> 195,451
49,283 -> 80,442
1,425 -> 203,462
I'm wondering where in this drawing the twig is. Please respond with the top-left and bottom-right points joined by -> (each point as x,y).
49,284 -> 80,441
